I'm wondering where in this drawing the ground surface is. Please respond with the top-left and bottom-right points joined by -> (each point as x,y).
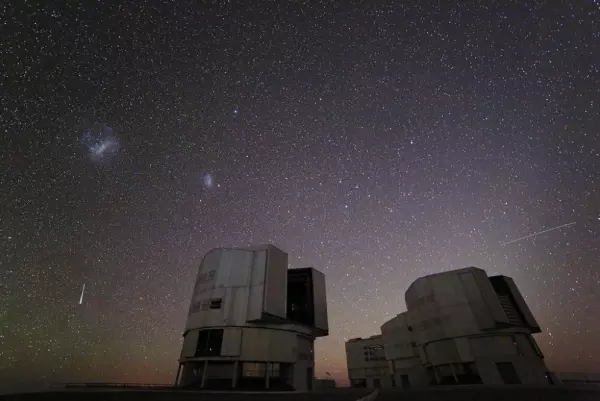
378,385 -> 600,401
3,385 -> 600,401
0,388 -> 371,401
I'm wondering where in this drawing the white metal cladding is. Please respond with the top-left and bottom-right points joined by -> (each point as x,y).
502,276 -> 541,330
247,249 -> 268,321
405,267 -> 520,345
345,336 -> 388,382
185,246 -> 292,331
180,330 -> 199,358
221,327 -> 242,356
263,245 -> 288,319
382,267 -> 550,386
217,249 -> 253,288
380,312 -> 417,361
471,269 -> 510,326
238,327 -> 298,362
311,269 -> 329,333
186,248 -> 256,331
178,245 -> 329,393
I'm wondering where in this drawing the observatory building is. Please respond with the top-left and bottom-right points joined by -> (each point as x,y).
176,245 -> 328,391
346,267 -> 553,388
345,334 -> 390,388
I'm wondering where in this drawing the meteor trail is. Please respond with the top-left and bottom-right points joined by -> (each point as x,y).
79,283 -> 85,305
500,222 -> 576,246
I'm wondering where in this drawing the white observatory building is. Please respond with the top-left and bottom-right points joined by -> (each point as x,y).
175,245 -> 328,391
346,267 -> 553,388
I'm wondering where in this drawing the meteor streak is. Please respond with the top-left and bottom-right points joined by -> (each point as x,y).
79,283 -> 85,305
500,222 -> 576,246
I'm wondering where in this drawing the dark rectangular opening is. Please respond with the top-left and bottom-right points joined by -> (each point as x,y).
401,374 -> 411,388
287,268 -> 315,326
456,363 -> 483,384
496,362 -> 521,385
426,367 -> 437,385
210,298 -> 222,309
179,362 -> 205,388
195,329 -> 223,356
237,362 -> 265,390
436,365 -> 457,385
489,276 -> 528,326
203,361 -> 234,390
350,379 -> 367,388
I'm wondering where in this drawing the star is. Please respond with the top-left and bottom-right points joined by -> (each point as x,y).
2,0 -> 599,392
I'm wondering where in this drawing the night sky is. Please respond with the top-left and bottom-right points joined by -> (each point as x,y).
2,0 -> 600,393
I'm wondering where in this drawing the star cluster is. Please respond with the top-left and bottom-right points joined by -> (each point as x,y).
1,0 -> 599,393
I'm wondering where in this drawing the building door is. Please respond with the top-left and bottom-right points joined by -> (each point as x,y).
373,378 -> 380,388
307,367 -> 313,391
401,374 -> 410,388
496,362 -> 521,384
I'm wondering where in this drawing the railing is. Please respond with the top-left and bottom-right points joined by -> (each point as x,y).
54,382 -> 174,390
561,379 -> 600,385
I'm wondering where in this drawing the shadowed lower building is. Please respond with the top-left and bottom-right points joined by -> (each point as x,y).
346,267 -> 554,388
176,245 -> 328,391
345,335 -> 389,388
380,311 -> 427,388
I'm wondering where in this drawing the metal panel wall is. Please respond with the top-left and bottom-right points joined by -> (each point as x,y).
472,268 -> 510,326
189,249 -> 221,313
181,330 -> 199,358
205,287 -> 226,327
345,336 -> 388,371
221,327 -> 242,356
218,248 -> 253,288
459,271 -> 497,331
432,272 -> 467,305
424,338 -> 460,364
454,337 -> 473,361
247,250 -> 267,321
381,312 -> 416,361
240,327 -> 269,361
470,336 -> 517,357
503,276 -> 541,332
232,286 -> 249,325
186,248 -> 257,330
263,245 -> 288,319
311,269 -> 329,334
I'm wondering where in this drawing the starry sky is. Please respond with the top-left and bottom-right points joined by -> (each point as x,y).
1,0 -> 600,393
